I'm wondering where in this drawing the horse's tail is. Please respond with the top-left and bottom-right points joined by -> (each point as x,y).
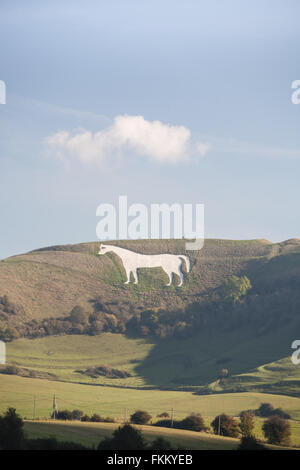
179,255 -> 190,272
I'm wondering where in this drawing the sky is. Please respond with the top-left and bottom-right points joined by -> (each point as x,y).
0,0 -> 300,259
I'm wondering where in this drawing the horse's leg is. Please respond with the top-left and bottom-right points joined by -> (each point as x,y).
132,269 -> 138,284
124,269 -> 131,284
177,270 -> 184,287
165,270 -> 172,286
173,267 -> 184,287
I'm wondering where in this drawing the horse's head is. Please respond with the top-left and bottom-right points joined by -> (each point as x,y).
98,244 -> 113,255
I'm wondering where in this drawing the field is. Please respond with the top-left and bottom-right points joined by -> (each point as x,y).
1,238 -> 300,394
23,420 -> 299,450
23,421 -> 240,450
5,328 -> 300,395
1,238 -> 300,449
1,374 -> 300,447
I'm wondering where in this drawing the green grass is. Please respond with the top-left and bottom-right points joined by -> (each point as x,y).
6,323 -> 300,395
0,238 -> 278,321
1,374 -> 300,446
6,333 -> 154,387
2,237 -> 300,395
22,420 -> 297,450
23,420 -> 240,450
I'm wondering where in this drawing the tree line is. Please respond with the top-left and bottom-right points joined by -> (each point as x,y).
1,273 -> 300,342
0,406 -> 292,450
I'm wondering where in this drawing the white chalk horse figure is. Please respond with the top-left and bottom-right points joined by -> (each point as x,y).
98,244 -> 190,287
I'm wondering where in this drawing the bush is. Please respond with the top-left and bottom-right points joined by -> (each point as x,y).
178,414 -> 206,432
0,408 -> 24,450
222,275 -> 252,303
238,436 -> 266,451
149,437 -> 173,450
82,365 -> 131,379
103,416 -> 115,423
240,411 -> 255,437
255,403 -> 274,417
154,419 -> 174,428
90,413 -> 103,422
130,410 -> 152,425
97,424 -> 147,450
157,412 -> 169,418
69,306 -> 88,325
71,409 -> 84,420
255,403 -> 291,420
81,414 -> 91,422
262,416 -> 291,445
55,409 -> 73,420
211,414 -> 240,438
272,408 -> 291,420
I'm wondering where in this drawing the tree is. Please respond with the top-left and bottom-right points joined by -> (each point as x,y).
81,414 -> 90,422
255,403 -> 274,417
255,403 -> 290,419
240,411 -> 255,437
90,413 -> 103,422
262,416 -> 291,445
97,424 -> 147,450
272,408 -> 291,420
149,437 -> 173,450
238,436 -> 266,451
69,305 -> 88,324
179,414 -> 206,432
130,410 -> 152,425
211,414 -> 240,438
72,409 -> 84,420
222,275 -> 252,303
55,409 -> 73,420
0,408 -> 24,450
157,412 -> 169,418
154,419 -> 174,428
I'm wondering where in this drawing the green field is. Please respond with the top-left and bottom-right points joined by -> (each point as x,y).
5,329 -> 300,395
24,421 -> 241,450
1,374 -> 300,446
22,420 -> 298,450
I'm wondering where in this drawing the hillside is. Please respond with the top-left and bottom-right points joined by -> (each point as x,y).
1,375 -> 300,447
1,237 -> 299,324
1,238 -> 300,394
23,420 -> 297,450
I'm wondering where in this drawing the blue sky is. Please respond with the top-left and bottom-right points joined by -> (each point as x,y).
0,0 -> 300,259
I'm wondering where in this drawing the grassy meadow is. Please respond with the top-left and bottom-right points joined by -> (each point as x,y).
5,328 -> 300,396
23,420 -> 299,450
23,421 -> 241,450
1,374 -> 300,446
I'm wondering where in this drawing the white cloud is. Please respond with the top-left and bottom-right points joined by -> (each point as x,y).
45,115 -> 210,165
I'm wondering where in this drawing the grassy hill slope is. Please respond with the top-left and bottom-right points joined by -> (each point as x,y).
23,420 -> 298,450
23,420 -> 241,450
0,238 -> 282,322
1,374 -> 300,446
1,237 -> 300,393
4,323 -> 299,395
